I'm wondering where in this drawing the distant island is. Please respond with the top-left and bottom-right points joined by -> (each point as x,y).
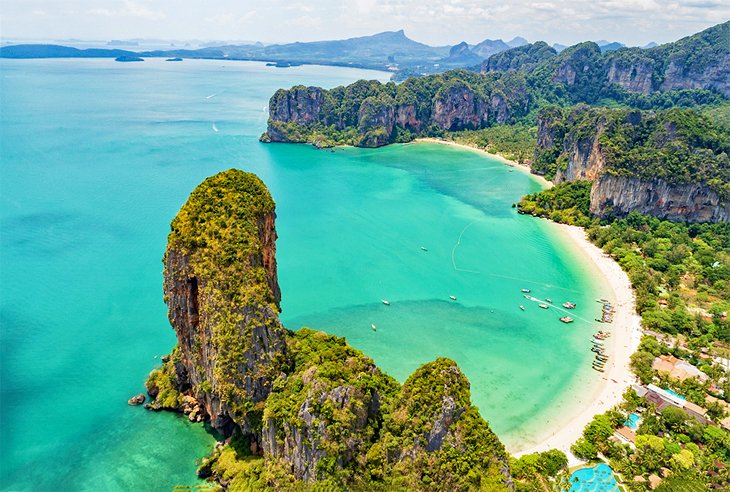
114,55 -> 143,62
165,57 -> 183,62
0,29 -> 671,80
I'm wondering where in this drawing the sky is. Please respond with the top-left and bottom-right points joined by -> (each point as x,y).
1,0 -> 728,47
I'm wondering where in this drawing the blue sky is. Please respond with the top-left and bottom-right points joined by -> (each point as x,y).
2,0 -> 728,46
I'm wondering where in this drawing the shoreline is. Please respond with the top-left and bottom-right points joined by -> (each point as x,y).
412,137 -> 554,189
512,222 -> 642,464
414,137 -> 641,462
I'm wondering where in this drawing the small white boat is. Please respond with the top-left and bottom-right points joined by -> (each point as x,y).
521,288 -> 531,293
519,305 -> 525,311
539,304 -> 549,309
371,324 -> 377,331
545,298 -> 553,303
382,299 -> 390,305
449,295 -> 457,301
420,246 -> 428,251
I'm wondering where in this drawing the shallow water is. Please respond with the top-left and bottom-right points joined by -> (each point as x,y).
1,58 -> 603,490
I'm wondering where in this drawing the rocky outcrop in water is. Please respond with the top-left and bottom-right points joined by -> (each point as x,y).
149,170 -> 514,490
159,170 -> 288,435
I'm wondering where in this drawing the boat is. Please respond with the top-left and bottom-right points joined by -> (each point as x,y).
545,298 -> 553,303
449,295 -> 457,301
559,316 -> 574,323
420,246 -> 428,251
562,302 -> 576,309
592,365 -> 605,372
539,304 -> 549,309
382,299 -> 390,305
371,324 -> 377,331
595,318 -> 604,323
521,288 -> 531,293
519,305 -> 525,311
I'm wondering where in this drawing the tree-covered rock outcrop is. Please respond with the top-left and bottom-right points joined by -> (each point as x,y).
533,105 -> 729,223
261,22 -> 728,150
148,170 -> 513,490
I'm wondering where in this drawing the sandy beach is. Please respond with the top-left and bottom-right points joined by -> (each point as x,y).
513,223 -> 642,464
414,137 -> 642,463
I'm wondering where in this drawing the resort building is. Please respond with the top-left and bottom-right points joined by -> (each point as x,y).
638,384 -> 713,425
683,401 -> 709,424
645,384 -> 685,411
651,355 -> 708,382
614,426 -> 637,446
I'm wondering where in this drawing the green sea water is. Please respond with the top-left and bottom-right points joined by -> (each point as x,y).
1,58 -> 604,490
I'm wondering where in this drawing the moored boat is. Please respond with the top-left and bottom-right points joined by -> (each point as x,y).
449,295 -> 457,301
545,298 -> 553,303
539,304 -> 549,309
560,316 -> 574,323
371,324 -> 377,331
520,305 -> 525,311
382,299 -> 390,305
562,302 -> 576,309
521,288 -> 531,293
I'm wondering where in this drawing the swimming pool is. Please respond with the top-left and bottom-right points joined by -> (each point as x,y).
624,413 -> 641,430
664,388 -> 686,400
569,463 -> 620,492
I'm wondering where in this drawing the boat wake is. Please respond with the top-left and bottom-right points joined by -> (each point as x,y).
205,90 -> 225,99
212,123 -> 219,133
523,295 -> 592,323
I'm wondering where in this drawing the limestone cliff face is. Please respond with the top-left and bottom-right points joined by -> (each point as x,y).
591,175 -> 730,222
378,358 -> 513,491
555,118 -> 607,183
535,107 -> 729,223
660,55 -> 730,96
357,96 -> 395,147
162,170 -> 288,435
266,86 -> 331,142
395,104 -> 420,131
259,331 -> 393,482
432,82 -> 487,130
551,43 -> 602,86
604,57 -> 654,94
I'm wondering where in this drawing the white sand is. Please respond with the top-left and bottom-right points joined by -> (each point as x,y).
513,223 -> 642,465
414,137 -> 642,464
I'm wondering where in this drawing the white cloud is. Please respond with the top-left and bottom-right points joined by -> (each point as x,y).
89,1 -> 165,20
2,0 -> 728,48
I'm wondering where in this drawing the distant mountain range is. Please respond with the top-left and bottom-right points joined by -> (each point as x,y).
0,30 -> 661,78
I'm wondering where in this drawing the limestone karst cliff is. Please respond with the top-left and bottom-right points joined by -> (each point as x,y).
262,22 -> 728,151
483,22 -> 730,97
147,169 -> 514,490
534,106 -> 729,223
159,170 -> 288,435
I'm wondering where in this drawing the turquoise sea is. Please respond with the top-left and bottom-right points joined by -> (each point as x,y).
1,58 -> 604,490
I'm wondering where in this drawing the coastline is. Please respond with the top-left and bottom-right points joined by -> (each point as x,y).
412,137 -> 554,189
414,137 -> 641,463
512,223 -> 642,464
